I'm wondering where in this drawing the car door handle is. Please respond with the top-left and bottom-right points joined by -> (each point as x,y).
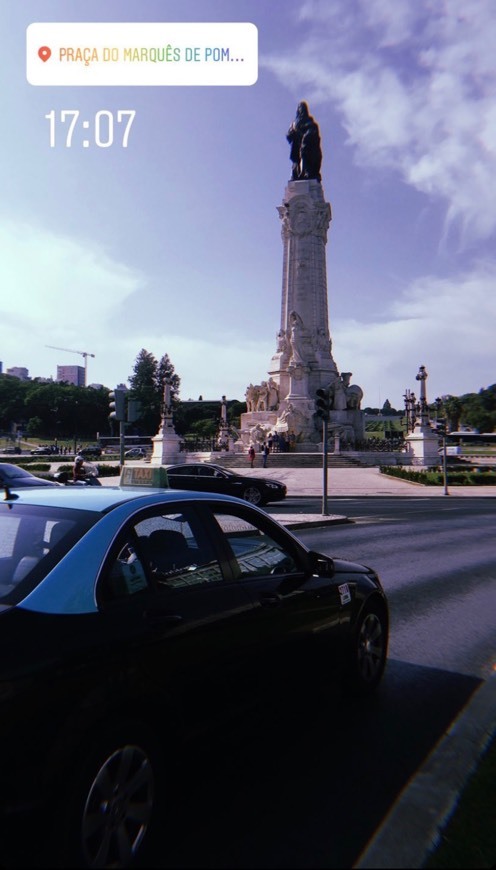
260,593 -> 281,607
145,611 -> 183,627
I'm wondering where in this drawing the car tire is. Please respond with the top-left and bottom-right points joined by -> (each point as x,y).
54,720 -> 161,869
243,485 -> 264,506
345,601 -> 388,696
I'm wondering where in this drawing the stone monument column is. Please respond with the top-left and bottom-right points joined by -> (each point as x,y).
270,178 -> 338,406
239,101 -> 365,452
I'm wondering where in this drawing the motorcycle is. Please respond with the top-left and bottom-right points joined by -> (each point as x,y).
54,460 -> 102,486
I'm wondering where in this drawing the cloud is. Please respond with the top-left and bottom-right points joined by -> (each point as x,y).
0,219 -> 143,380
262,0 -> 496,243
333,260 -> 496,407
116,333 -> 275,402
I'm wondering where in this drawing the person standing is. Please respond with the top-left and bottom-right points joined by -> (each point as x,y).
248,445 -> 256,468
262,442 -> 269,468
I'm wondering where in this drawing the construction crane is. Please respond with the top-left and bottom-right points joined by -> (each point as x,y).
46,345 -> 95,387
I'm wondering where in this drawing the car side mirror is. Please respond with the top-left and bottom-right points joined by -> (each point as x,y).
308,551 -> 334,577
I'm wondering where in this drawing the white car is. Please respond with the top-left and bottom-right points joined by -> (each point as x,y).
124,447 -> 147,459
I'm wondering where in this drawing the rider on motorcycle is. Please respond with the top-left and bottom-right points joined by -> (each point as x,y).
72,453 -> 101,485
73,453 -> 86,482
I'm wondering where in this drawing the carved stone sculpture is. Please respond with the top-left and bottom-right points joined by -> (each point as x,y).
289,310 -> 305,365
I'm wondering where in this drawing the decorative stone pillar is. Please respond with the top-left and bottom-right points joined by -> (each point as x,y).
151,380 -> 181,465
405,365 -> 439,467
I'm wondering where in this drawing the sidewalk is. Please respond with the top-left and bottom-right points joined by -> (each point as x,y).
236,464 -> 496,498
98,464 -> 496,499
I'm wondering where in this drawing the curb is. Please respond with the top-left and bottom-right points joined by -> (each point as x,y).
353,675 -> 496,869
273,514 -> 351,529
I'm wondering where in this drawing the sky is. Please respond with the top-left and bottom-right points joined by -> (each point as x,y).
1,0 -> 495,410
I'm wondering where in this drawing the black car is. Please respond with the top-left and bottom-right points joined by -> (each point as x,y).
0,486 -> 388,868
165,462 -> 287,505
79,445 -> 102,459
0,462 -> 60,488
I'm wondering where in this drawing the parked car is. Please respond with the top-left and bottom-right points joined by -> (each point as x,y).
0,462 -> 60,489
78,445 -> 102,459
30,446 -> 50,455
124,447 -> 147,459
0,485 -> 388,867
165,462 -> 287,505
1,446 -> 21,455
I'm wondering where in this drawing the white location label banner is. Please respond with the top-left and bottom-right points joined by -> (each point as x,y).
27,22 -> 258,86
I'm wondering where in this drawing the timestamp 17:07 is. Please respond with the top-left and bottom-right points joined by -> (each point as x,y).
45,110 -> 136,148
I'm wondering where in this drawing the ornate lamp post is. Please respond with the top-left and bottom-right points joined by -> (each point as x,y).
403,389 -> 417,433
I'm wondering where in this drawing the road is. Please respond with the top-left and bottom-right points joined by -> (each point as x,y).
141,497 -> 496,868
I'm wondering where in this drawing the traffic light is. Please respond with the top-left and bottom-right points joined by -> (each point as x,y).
315,387 -> 331,420
127,400 -> 142,423
109,389 -> 126,422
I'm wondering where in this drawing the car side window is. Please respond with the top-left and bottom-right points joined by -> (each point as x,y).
101,540 -> 149,602
199,467 -> 215,477
135,510 -> 224,589
211,511 -> 300,580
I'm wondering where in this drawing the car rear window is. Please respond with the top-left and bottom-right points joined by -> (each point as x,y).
0,465 -> 31,479
0,503 -> 98,605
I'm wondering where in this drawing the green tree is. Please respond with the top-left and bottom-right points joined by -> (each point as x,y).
26,416 -> 43,437
461,385 -> 496,432
157,353 -> 180,405
128,349 -> 161,433
440,395 -> 463,432
128,349 -> 182,434
0,375 -> 29,431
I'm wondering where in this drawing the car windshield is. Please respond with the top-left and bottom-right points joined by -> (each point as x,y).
0,465 -> 32,480
0,503 -> 99,605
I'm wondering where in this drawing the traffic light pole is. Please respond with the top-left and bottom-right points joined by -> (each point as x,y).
322,417 -> 329,516
119,421 -> 126,467
315,387 -> 331,516
442,431 -> 449,496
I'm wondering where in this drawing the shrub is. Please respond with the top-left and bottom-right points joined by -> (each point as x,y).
380,466 -> 496,485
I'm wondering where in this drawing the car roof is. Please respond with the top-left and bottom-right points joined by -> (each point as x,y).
0,463 -> 31,474
2,485 -> 253,514
165,462 -> 225,471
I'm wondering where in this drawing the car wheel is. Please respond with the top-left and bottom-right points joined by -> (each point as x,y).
243,485 -> 264,506
345,602 -> 388,696
56,721 -> 160,868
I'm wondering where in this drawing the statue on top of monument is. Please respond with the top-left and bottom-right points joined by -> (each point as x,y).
287,101 -> 322,182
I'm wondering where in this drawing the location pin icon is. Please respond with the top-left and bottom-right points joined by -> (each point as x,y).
38,46 -> 51,62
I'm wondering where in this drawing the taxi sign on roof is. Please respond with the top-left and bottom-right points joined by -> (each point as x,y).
120,466 -> 169,488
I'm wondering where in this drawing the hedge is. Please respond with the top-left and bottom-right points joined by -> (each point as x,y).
381,466 -> 496,485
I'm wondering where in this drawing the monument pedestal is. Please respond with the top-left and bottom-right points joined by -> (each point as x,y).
405,427 -> 439,467
150,422 -> 181,465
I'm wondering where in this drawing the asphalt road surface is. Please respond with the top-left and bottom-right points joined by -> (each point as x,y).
139,497 -> 495,868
